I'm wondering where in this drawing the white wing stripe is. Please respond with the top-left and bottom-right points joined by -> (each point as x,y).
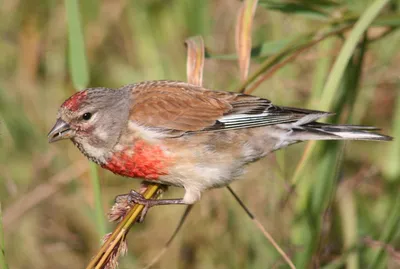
220,113 -> 292,122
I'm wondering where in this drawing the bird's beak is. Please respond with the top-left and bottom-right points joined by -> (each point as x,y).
48,118 -> 74,143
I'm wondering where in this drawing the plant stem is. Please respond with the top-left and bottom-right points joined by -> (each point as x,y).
65,0 -> 106,236
0,203 -> 9,269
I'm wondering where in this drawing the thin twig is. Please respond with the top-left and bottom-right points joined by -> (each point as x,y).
243,25 -> 353,94
363,237 -> 400,263
237,24 -> 354,93
226,186 -> 296,269
244,45 -> 311,95
142,205 -> 194,269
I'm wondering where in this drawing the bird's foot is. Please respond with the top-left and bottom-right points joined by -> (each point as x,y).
115,189 -> 187,222
114,190 -> 151,222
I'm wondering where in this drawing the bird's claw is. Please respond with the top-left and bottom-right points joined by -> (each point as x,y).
127,189 -> 146,201
129,190 -> 154,223
114,190 -> 153,223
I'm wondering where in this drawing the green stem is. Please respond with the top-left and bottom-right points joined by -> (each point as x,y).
0,203 -> 9,269
65,0 -> 89,89
318,0 -> 390,111
65,0 -> 106,236
367,191 -> 400,269
90,163 -> 107,235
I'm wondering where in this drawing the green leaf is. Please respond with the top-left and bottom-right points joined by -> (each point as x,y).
0,203 -> 8,269
318,0 -> 390,112
65,0 -> 89,89
207,38 -> 292,60
373,14 -> 400,26
206,38 -> 293,60
65,0 -> 106,237
0,88 -> 38,152
367,193 -> 400,268
259,0 -> 335,19
293,33 -> 367,268
384,91 -> 400,180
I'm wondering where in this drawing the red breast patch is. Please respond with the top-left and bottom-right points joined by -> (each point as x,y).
101,140 -> 171,179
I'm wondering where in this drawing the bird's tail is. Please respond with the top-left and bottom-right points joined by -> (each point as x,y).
288,122 -> 392,141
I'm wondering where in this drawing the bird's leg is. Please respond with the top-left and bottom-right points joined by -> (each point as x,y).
128,190 -> 187,222
116,190 -> 187,222
127,189 -> 187,205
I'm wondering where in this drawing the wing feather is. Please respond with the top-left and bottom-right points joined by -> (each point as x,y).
126,80 -> 330,133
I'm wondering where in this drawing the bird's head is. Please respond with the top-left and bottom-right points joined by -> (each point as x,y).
48,87 -> 131,160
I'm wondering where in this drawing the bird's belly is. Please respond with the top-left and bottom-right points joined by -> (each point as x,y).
159,159 -> 245,190
158,128 -> 282,190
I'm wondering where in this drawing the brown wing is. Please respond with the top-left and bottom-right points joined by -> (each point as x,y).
129,81 -> 234,131
127,80 -> 323,132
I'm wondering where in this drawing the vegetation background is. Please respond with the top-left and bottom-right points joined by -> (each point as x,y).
0,0 -> 399,268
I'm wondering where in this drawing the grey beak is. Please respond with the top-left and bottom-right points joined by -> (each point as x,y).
48,118 -> 74,143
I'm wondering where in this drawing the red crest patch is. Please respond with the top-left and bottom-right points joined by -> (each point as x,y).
62,91 -> 88,111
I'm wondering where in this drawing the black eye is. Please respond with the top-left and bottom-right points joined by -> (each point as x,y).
82,113 -> 92,120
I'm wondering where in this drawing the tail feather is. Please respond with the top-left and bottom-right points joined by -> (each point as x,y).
291,122 -> 392,141
305,122 -> 381,131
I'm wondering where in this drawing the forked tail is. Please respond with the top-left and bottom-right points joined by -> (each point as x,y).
274,107 -> 393,142
290,122 -> 393,141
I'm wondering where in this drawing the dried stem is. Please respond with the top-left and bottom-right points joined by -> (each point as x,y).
142,205 -> 194,269
85,183 -> 163,269
227,186 -> 296,269
185,36 -> 205,86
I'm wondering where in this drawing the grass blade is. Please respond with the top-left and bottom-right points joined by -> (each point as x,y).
259,1 -> 335,19
65,0 -> 106,236
291,0 -> 390,186
367,193 -> 400,268
384,90 -> 400,180
337,185 -> 359,269
236,25 -> 352,93
90,162 -> 106,236
65,0 -> 89,89
0,203 -> 8,269
293,33 -> 368,267
318,0 -> 390,111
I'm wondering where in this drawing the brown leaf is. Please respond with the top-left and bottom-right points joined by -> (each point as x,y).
235,0 -> 258,82
185,36 -> 205,86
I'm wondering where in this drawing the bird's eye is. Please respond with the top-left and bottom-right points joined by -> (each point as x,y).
82,112 -> 92,121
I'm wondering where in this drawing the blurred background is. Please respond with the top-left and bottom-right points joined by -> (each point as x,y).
0,0 -> 399,268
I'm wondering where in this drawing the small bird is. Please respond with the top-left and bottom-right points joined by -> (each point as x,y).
48,80 -> 392,209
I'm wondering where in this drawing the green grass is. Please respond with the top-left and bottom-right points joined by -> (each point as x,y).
65,0 -> 106,236
0,0 -> 399,268
319,0 -> 390,112
0,203 -> 8,269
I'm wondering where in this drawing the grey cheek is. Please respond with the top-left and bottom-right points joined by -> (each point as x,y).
94,128 -> 109,141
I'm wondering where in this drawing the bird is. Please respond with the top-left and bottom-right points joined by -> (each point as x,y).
48,80 -> 392,209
